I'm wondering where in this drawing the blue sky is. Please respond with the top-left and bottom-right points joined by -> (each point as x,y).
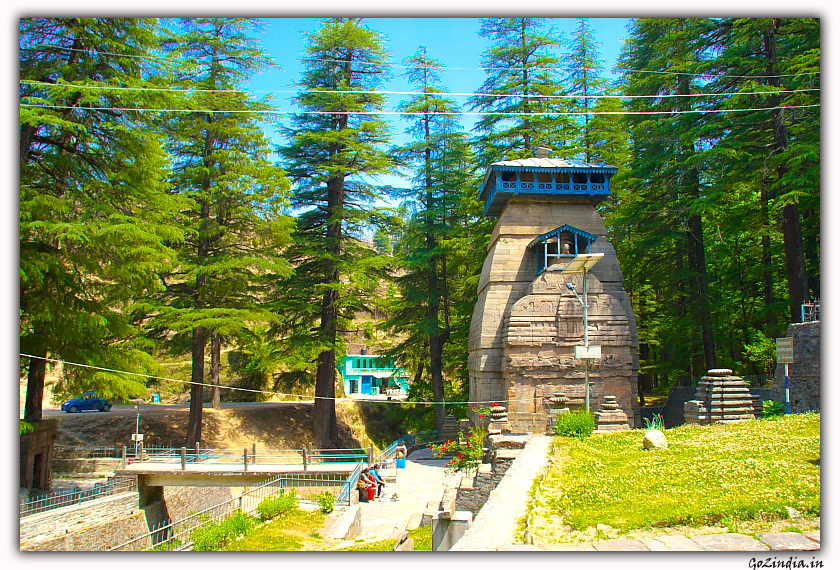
247,17 -> 631,191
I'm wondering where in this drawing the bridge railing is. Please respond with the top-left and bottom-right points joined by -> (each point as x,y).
121,445 -> 369,471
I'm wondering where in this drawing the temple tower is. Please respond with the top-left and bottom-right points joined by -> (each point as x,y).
468,147 -> 640,430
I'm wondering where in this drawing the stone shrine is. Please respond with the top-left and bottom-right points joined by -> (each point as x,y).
468,148 -> 640,431
684,369 -> 755,424
594,395 -> 631,433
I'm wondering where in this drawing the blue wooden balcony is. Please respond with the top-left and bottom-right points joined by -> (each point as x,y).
479,157 -> 618,216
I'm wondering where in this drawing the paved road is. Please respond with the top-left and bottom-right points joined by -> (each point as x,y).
36,400 -> 315,419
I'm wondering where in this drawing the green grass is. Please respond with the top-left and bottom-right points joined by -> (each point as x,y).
536,413 -> 820,533
223,509 -> 326,551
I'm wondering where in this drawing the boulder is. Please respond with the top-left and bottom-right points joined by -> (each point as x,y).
643,429 -> 667,450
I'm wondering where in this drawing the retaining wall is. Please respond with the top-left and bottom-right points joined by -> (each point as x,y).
20,492 -> 148,551
770,321 -> 820,413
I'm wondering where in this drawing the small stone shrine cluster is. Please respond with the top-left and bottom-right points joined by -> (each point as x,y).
594,395 -> 630,433
468,148 -> 640,431
684,369 -> 755,424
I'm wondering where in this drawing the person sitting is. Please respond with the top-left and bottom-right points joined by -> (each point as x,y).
369,464 -> 386,497
358,468 -> 376,502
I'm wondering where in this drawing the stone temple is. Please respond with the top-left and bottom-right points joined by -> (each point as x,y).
468,147 -> 640,431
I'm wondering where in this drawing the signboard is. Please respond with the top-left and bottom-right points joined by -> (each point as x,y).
575,345 -> 602,360
776,337 -> 795,363
131,433 -> 144,442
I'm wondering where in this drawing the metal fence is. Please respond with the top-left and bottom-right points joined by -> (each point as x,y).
108,470 -> 352,551
337,461 -> 363,505
54,445 -> 124,459
802,299 -> 820,323
21,476 -> 137,518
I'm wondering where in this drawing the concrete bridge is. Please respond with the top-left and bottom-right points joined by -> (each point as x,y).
115,461 -> 357,488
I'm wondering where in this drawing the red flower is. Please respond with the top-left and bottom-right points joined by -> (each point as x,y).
479,415 -> 484,420
493,402 -> 498,406
472,406 -> 477,410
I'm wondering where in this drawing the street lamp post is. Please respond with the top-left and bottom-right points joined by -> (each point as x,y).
560,253 -> 604,412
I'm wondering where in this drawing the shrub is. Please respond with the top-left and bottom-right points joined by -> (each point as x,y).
20,421 -> 34,435
430,425 -> 488,474
191,511 -> 257,551
763,399 -> 785,418
317,492 -> 336,514
643,413 -> 665,431
191,521 -> 232,551
256,490 -> 298,522
554,411 -> 595,440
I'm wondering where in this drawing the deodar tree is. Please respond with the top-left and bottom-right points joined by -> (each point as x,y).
20,18 -> 183,422
148,18 -> 292,447
282,18 -> 395,448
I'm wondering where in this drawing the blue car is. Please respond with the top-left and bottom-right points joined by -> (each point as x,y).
61,391 -> 111,413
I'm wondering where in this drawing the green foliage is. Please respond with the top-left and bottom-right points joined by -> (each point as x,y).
643,413 -> 665,431
191,511 -> 257,551
20,421 -> 34,435
554,411 -> 595,440
19,18 -> 185,416
256,490 -> 299,522
317,492 -> 336,514
536,413 -> 820,534
763,399 -> 785,418
744,330 -> 778,375
469,18 -> 576,163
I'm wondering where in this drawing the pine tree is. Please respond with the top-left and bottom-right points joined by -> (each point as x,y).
148,18 -> 292,447
469,18 -> 577,163
383,48 -> 474,435
281,18 -> 396,448
562,18 -> 610,161
20,18 -> 184,422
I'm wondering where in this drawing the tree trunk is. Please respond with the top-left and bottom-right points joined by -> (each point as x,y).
764,20 -> 809,324
314,174 -> 343,449
187,326 -> 206,448
210,331 -> 221,409
24,351 -> 47,423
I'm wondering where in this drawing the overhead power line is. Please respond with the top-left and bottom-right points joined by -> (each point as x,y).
22,44 -> 820,80
20,102 -> 821,117
20,79 -> 820,100
19,353 -> 512,407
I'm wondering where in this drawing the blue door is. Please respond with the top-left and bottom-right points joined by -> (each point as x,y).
361,375 -> 372,395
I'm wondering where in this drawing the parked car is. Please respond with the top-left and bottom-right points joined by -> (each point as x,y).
61,392 -> 111,413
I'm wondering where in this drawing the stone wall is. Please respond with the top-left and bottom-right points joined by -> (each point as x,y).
21,482 -> 239,551
20,418 -> 58,491
20,492 -> 147,550
769,321 -> 820,413
455,436 -> 525,516
468,200 -> 640,430
53,458 -> 122,475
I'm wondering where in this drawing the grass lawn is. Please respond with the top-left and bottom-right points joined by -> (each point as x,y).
529,413 -> 820,542
224,508 -> 327,551
221,506 -> 433,551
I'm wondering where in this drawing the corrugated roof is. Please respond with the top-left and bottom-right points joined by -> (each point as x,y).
489,157 -> 597,169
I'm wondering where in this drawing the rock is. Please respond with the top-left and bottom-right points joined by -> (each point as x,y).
643,429 -> 667,450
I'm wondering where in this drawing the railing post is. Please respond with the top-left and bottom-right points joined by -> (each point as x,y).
121,446 -> 127,469
302,448 -> 308,472
244,449 -> 248,471
252,443 -> 256,464
180,447 -> 186,470
195,441 -> 200,462
368,444 -> 374,465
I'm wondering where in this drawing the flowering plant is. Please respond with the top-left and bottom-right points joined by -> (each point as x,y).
430,424 -> 488,474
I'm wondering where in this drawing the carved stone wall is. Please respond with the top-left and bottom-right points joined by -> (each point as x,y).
468,200 -> 639,430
